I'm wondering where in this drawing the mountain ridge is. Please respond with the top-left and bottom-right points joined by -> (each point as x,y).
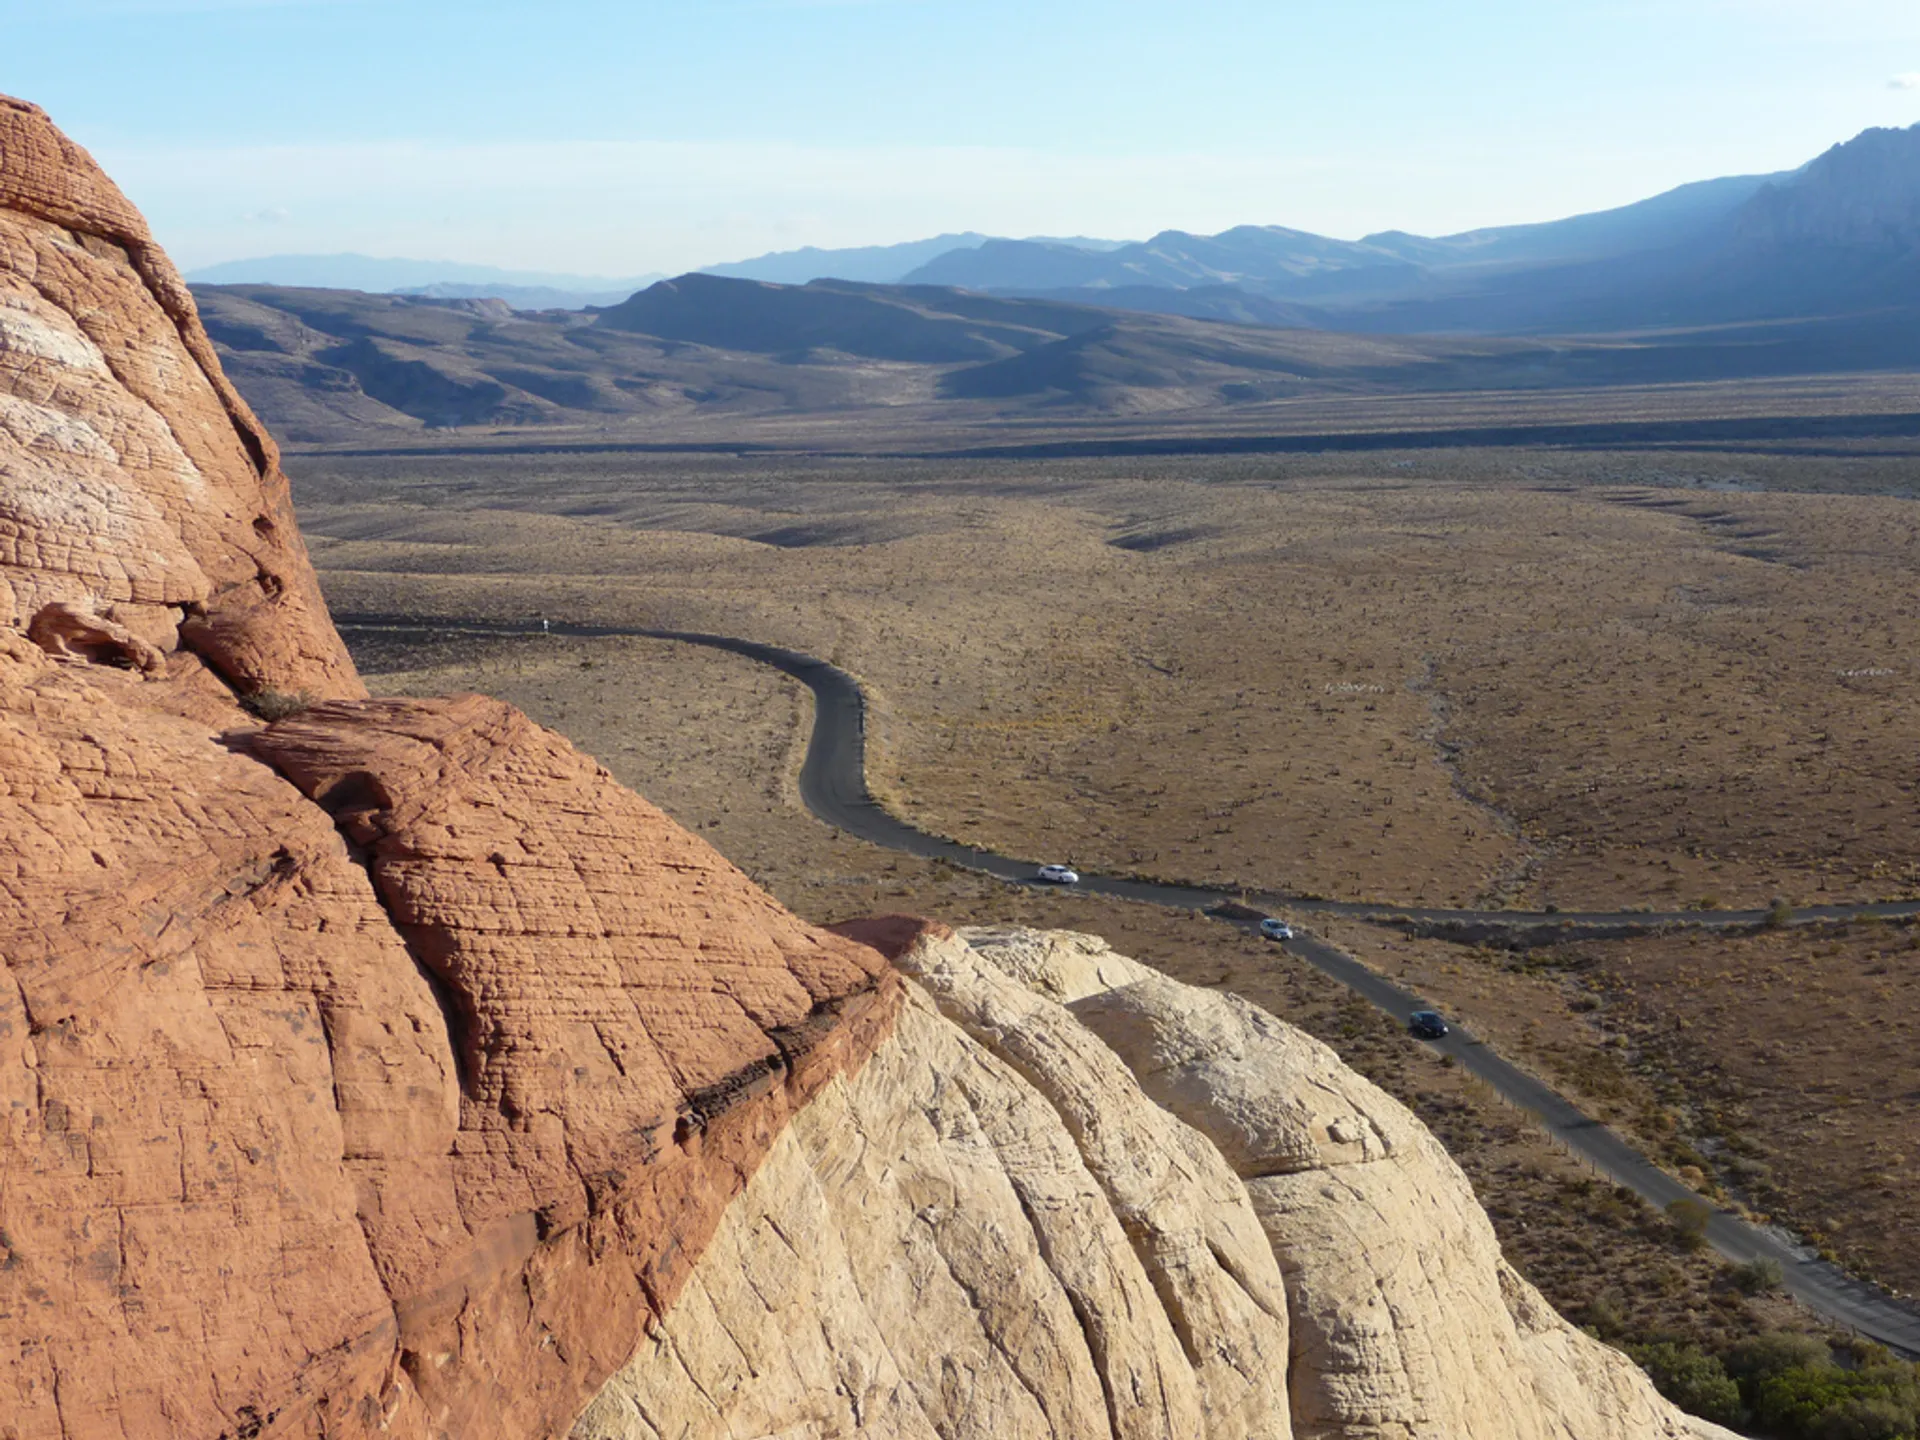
193,269 -> 1920,444
902,172 -> 1795,311
910,126 -> 1920,336
185,125 -> 1913,332
184,234 -> 1134,305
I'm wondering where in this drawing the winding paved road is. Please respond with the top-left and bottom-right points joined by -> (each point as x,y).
336,612 -> 1920,1356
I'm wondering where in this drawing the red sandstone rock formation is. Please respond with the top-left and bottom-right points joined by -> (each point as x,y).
0,96 -> 899,1440
0,91 -> 1741,1440
0,94 -> 358,701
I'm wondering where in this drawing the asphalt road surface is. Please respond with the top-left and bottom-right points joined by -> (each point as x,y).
336,613 -> 1920,1356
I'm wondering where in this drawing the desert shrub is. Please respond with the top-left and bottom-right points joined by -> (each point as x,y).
1581,1291 -> 1627,1340
1810,1397 -> 1916,1440
1765,898 -> 1796,928
1722,1332 -> 1833,1384
1729,1257 -> 1785,1295
1666,1196 -> 1713,1251
1748,1365 -> 1919,1439
1629,1341 -> 1747,1428
1714,1332 -> 1920,1440
243,687 -> 313,722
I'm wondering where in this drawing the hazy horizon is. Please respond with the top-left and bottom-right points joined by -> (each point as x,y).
171,159 -> 1812,288
6,0 -> 1919,275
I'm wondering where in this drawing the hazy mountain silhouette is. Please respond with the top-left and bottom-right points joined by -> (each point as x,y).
695,233 -> 1130,285
190,124 -> 1920,337
697,234 -> 997,286
397,281 -> 644,309
198,264 -> 1920,444
910,227 -> 1423,301
1361,173 -> 1782,272
186,236 -> 1129,306
1328,124 -> 1920,334
906,125 -> 1920,337
905,173 -> 1788,311
184,253 -> 662,304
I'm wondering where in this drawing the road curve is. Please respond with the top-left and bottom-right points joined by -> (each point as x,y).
335,612 -> 1920,1355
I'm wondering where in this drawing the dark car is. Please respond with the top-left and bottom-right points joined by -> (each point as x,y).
1408,1010 -> 1450,1040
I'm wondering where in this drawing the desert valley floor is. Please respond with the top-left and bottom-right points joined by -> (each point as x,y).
290,432 -> 1920,1361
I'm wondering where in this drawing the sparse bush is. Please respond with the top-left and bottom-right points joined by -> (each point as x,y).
1728,1257 -> 1784,1295
243,687 -> 313,722
1580,1291 -> 1627,1340
1666,1196 -> 1713,1251
1765,898 -> 1796,929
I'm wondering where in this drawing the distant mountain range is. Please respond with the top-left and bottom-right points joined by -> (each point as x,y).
185,235 -> 1129,307
905,125 -> 1920,335
195,266 -> 1920,445
182,254 -> 666,309
187,122 -> 1920,442
695,233 -> 1129,286
904,173 -> 1783,304
186,124 -> 1920,338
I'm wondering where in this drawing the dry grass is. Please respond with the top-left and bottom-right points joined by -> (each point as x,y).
304,448 -> 1920,914
310,439 -> 1920,1325
356,615 -> 1794,1346
1546,920 -> 1920,1296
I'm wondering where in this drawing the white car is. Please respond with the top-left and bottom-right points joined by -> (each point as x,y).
1258,918 -> 1294,941
1036,864 -> 1080,885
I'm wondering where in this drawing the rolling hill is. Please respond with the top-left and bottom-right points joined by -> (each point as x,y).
189,123 -> 1920,345
194,268 -> 1920,445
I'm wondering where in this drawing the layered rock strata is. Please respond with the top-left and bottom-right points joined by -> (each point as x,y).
0,95 -> 899,1440
0,94 -> 356,699
579,924 -> 1736,1440
243,695 -> 897,1437
3,92 -> 1736,1440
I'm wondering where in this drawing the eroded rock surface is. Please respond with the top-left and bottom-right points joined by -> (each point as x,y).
0,636 -> 435,1439
3,91 -> 1737,1440
0,637 -> 900,1439
245,694 -> 898,1437
580,925 -> 1736,1440
0,94 -> 901,1440
0,94 -> 357,700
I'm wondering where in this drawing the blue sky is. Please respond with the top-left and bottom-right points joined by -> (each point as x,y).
5,0 -> 1920,275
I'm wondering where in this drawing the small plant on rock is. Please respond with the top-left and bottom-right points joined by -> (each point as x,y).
242,688 -> 314,722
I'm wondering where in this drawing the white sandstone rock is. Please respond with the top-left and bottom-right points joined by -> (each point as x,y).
578,927 -> 1738,1440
